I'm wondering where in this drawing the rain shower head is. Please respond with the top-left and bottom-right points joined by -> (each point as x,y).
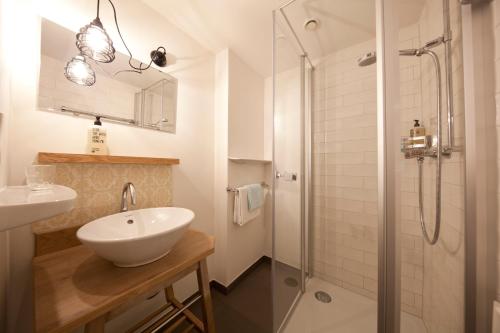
357,52 -> 376,67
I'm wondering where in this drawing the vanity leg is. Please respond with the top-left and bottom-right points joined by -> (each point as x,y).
164,285 -> 175,303
197,259 -> 216,333
84,316 -> 106,333
164,286 -> 204,330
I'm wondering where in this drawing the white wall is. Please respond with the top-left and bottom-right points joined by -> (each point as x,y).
0,0 -> 11,186
228,51 -> 265,159
227,163 -> 269,283
263,76 -> 273,162
213,49 -> 270,286
263,77 -> 273,257
3,1 -> 215,332
227,50 -> 268,282
213,49 -> 230,284
0,0 -> 13,330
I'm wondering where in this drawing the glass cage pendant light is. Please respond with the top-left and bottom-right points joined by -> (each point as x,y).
64,55 -> 96,86
76,0 -> 115,63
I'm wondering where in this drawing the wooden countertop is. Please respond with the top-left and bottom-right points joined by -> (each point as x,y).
38,152 -> 180,165
33,229 -> 214,333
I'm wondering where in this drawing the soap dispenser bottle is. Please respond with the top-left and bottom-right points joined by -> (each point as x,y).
410,119 -> 425,137
86,116 -> 109,155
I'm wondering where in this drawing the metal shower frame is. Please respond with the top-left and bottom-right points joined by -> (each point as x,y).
272,2 -> 314,332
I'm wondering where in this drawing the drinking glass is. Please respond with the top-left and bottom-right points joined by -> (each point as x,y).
25,165 -> 55,190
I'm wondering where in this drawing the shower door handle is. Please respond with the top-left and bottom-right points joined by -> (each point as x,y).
275,171 -> 297,182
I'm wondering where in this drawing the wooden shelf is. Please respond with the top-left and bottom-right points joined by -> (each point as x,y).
38,152 -> 180,165
228,157 -> 272,165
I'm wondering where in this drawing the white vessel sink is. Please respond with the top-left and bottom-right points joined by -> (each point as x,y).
0,185 -> 77,231
77,207 -> 194,267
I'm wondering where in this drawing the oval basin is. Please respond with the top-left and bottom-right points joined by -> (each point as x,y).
77,207 -> 194,267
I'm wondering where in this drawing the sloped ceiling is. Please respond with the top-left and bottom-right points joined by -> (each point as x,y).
141,0 -> 426,77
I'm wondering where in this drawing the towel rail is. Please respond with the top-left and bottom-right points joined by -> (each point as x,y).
226,182 -> 270,193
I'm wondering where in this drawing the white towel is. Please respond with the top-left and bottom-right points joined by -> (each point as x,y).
233,186 -> 261,226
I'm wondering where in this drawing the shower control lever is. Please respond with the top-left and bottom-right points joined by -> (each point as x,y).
275,171 -> 297,182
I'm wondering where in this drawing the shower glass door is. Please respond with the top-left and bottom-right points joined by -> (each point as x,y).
272,9 -> 306,331
272,1 -> 380,332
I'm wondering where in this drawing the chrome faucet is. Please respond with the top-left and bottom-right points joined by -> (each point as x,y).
120,182 -> 137,212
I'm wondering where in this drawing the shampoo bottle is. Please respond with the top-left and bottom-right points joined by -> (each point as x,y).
86,116 -> 109,155
410,119 -> 425,137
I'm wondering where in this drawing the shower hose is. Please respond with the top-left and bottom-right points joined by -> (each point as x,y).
416,49 -> 442,246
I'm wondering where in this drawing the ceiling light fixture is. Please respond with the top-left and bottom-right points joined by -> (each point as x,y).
65,0 -> 168,86
76,0 -> 115,63
64,54 -> 96,86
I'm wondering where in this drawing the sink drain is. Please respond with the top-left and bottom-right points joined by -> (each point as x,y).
315,291 -> 332,303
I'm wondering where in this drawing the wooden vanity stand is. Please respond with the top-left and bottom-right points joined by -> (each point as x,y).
33,229 -> 216,333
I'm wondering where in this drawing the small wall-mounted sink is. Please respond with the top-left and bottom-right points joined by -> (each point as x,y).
77,207 -> 195,267
0,185 -> 77,231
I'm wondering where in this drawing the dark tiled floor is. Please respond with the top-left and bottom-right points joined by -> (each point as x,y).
173,260 -> 273,333
171,259 -> 300,333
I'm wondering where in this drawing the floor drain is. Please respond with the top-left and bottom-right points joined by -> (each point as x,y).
284,277 -> 299,287
315,291 -> 332,303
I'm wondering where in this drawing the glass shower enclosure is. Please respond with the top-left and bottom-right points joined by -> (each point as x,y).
272,8 -> 313,330
271,0 -> 466,332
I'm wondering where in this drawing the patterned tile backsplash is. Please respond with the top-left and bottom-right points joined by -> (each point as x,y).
32,163 -> 172,234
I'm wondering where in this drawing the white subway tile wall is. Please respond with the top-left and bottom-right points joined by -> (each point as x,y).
311,33 -> 425,317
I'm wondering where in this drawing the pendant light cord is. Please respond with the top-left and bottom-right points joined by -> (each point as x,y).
107,0 -> 153,74
96,0 -> 100,19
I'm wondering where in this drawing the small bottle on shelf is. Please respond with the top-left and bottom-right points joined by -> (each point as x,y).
86,116 -> 109,155
410,119 -> 425,137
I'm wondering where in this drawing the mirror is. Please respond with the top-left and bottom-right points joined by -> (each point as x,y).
38,18 -> 177,133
